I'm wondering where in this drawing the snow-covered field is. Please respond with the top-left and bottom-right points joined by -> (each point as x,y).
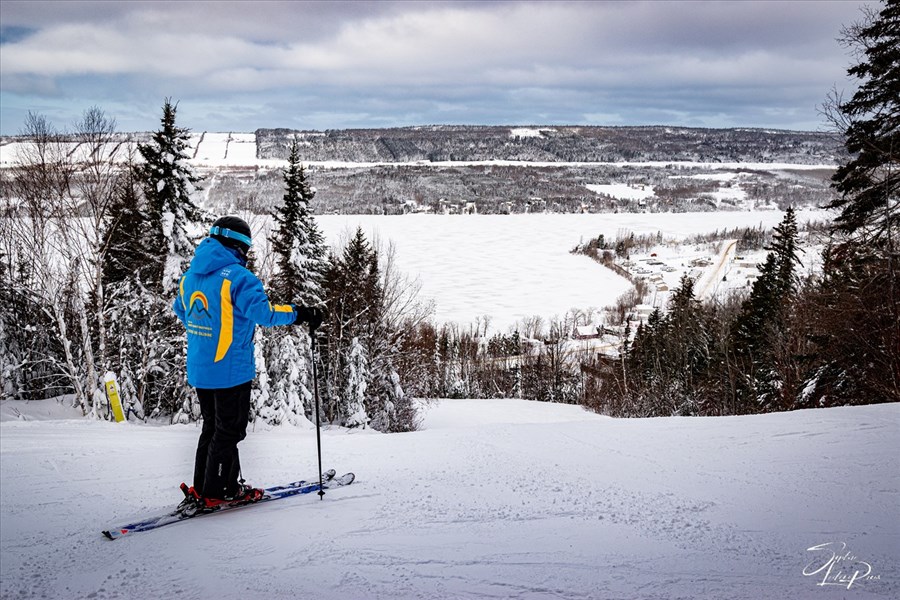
1,399 -> 897,599
315,210 -> 830,331
585,183 -> 656,202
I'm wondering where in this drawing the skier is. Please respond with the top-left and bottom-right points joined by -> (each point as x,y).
173,215 -> 323,509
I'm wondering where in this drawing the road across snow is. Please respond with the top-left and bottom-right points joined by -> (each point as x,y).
696,239 -> 738,300
1,398 -> 897,599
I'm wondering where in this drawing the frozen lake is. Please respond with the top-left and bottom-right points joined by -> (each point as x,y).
316,210 -> 830,332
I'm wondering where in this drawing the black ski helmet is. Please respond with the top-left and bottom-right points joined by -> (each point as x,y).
210,215 -> 252,258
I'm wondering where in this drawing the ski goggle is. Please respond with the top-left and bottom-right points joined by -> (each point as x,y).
209,225 -> 252,247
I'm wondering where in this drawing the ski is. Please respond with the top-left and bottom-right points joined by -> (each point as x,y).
102,470 -> 354,540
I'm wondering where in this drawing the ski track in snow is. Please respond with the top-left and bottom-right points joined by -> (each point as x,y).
1,400 -> 898,599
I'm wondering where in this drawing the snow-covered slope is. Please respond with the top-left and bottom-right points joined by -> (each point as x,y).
1,399 -> 897,599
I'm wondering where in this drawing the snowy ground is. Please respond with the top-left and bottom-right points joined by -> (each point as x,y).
1,399 -> 897,599
585,183 -> 656,202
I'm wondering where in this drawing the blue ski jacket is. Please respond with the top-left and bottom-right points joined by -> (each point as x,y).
173,237 -> 297,389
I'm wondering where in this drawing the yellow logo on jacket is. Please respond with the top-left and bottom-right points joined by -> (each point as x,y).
187,291 -> 210,319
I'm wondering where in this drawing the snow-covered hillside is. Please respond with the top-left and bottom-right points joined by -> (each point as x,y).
1,399 -> 897,599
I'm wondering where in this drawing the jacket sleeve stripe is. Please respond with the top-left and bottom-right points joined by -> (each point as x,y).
179,276 -> 187,310
273,304 -> 293,313
214,279 -> 233,363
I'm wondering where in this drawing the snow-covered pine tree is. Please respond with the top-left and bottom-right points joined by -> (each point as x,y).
133,99 -> 205,421
104,277 -> 169,419
663,274 -> 709,415
250,341 -> 270,424
826,0 -> 899,244
0,250 -> 20,401
259,330 -> 315,427
0,238 -> 24,401
101,147 -> 153,418
102,151 -> 150,289
344,337 -> 370,428
136,98 -> 204,295
323,228 -> 381,424
810,0 -> 900,404
270,139 -> 328,306
260,139 -> 329,426
730,209 -> 803,411
767,206 -> 803,296
730,254 -> 781,411
629,308 -> 665,387
436,326 -> 456,397
369,364 -> 419,432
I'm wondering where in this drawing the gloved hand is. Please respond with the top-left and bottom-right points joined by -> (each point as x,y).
292,305 -> 327,331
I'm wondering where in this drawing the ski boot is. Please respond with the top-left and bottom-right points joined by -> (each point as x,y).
177,483 -> 204,516
201,483 -> 264,510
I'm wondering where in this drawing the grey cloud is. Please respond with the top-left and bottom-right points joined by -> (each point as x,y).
0,0 -> 870,133
0,73 -> 60,96
1,1 -> 420,43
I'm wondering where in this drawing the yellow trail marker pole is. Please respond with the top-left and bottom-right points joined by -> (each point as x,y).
104,372 -> 126,423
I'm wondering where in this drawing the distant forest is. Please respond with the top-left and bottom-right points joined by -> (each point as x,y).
204,126 -> 844,215
256,125 -> 845,164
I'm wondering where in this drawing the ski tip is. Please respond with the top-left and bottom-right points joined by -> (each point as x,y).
319,472 -> 354,490
336,472 -> 355,486
102,527 -> 129,540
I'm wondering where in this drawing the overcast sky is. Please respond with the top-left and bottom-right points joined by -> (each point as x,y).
0,0 -> 869,134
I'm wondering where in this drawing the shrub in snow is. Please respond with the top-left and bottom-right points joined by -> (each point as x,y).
344,337 -> 369,428
257,329 -> 314,428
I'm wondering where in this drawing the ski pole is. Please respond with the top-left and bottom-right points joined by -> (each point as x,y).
309,327 -> 325,500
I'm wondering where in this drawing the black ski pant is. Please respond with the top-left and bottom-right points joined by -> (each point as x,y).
193,381 -> 251,499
